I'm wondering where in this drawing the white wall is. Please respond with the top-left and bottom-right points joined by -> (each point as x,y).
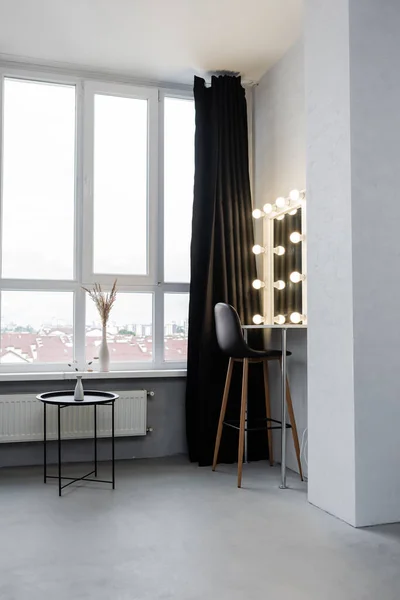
305,0 -> 356,525
306,0 -> 400,526
254,39 -> 307,476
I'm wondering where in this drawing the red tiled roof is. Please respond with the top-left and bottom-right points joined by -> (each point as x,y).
164,337 -> 188,361
0,333 -> 37,360
1,330 -> 187,364
36,335 -> 73,362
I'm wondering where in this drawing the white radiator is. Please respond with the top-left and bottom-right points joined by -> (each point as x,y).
0,390 -> 147,443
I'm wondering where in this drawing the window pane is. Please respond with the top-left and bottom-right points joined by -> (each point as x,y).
86,292 -> 152,363
164,293 -> 189,361
2,79 -> 75,279
93,94 -> 148,274
0,291 -> 73,364
164,98 -> 195,282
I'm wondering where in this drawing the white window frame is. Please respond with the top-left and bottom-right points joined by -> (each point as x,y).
0,66 -> 193,375
82,81 -> 158,286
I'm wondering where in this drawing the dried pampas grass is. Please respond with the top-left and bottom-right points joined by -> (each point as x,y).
83,280 -> 117,328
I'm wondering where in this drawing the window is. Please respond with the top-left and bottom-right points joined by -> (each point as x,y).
86,292 -> 153,365
1,291 -> 73,364
0,72 -> 194,373
2,79 -> 75,279
164,293 -> 189,361
164,97 -> 195,283
93,94 -> 148,275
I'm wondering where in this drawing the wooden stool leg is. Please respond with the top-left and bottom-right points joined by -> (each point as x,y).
212,358 -> 234,471
285,374 -> 304,481
263,360 -> 274,466
237,359 -> 248,488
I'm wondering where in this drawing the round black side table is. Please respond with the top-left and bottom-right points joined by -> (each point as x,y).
37,390 -> 119,496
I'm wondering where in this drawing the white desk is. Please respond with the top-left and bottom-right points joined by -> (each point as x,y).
242,324 -> 307,489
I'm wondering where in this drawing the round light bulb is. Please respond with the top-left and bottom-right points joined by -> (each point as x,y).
290,232 -> 303,244
273,246 -> 285,256
276,197 -> 287,208
274,314 -> 286,325
290,271 -> 305,283
289,189 -> 300,202
263,203 -> 273,214
289,209 -> 298,216
252,208 -> 264,220
276,214 -> 285,221
290,312 -> 303,324
274,280 -> 286,290
253,314 -> 265,325
252,244 -> 265,255
252,279 -> 265,290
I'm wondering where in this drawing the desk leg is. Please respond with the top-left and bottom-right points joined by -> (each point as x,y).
243,329 -> 248,464
58,405 -> 62,497
94,405 -> 97,477
280,328 -> 287,489
112,401 -> 115,489
43,403 -> 47,483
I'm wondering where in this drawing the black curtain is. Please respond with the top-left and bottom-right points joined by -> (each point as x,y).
185,75 -> 267,466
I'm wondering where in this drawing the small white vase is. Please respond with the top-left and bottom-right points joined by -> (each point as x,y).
74,375 -> 84,402
99,326 -> 110,372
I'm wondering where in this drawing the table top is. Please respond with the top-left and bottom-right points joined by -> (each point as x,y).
242,324 -> 307,329
36,390 -> 119,406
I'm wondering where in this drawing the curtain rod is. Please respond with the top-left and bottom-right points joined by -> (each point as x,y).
0,53 -> 259,89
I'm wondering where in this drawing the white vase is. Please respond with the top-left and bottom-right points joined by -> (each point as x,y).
99,326 -> 110,372
74,375 -> 84,401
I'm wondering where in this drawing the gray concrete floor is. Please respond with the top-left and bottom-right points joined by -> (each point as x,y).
1,457 -> 400,600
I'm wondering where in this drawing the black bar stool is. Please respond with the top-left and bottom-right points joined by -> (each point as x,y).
213,302 -> 303,487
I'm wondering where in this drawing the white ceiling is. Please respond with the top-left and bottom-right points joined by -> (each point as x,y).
0,0 -> 303,85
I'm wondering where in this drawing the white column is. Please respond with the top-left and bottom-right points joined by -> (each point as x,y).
306,0 -> 400,526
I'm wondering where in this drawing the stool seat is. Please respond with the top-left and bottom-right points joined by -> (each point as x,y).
214,303 -> 292,360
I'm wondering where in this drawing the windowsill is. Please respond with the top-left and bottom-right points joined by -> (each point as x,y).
0,369 -> 187,382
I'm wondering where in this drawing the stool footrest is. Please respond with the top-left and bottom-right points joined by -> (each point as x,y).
223,417 -> 292,433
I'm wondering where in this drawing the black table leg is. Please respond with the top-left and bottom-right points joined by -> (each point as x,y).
112,400 -> 115,489
58,405 -> 61,497
43,403 -> 47,484
94,404 -> 97,477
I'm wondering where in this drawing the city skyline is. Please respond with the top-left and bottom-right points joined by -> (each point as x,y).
0,291 -> 189,365
0,317 -> 188,365
1,319 -> 188,334
1,291 -> 190,330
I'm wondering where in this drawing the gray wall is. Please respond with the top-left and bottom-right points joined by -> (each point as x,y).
0,377 -> 187,468
350,0 -> 400,526
254,39 -> 307,476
